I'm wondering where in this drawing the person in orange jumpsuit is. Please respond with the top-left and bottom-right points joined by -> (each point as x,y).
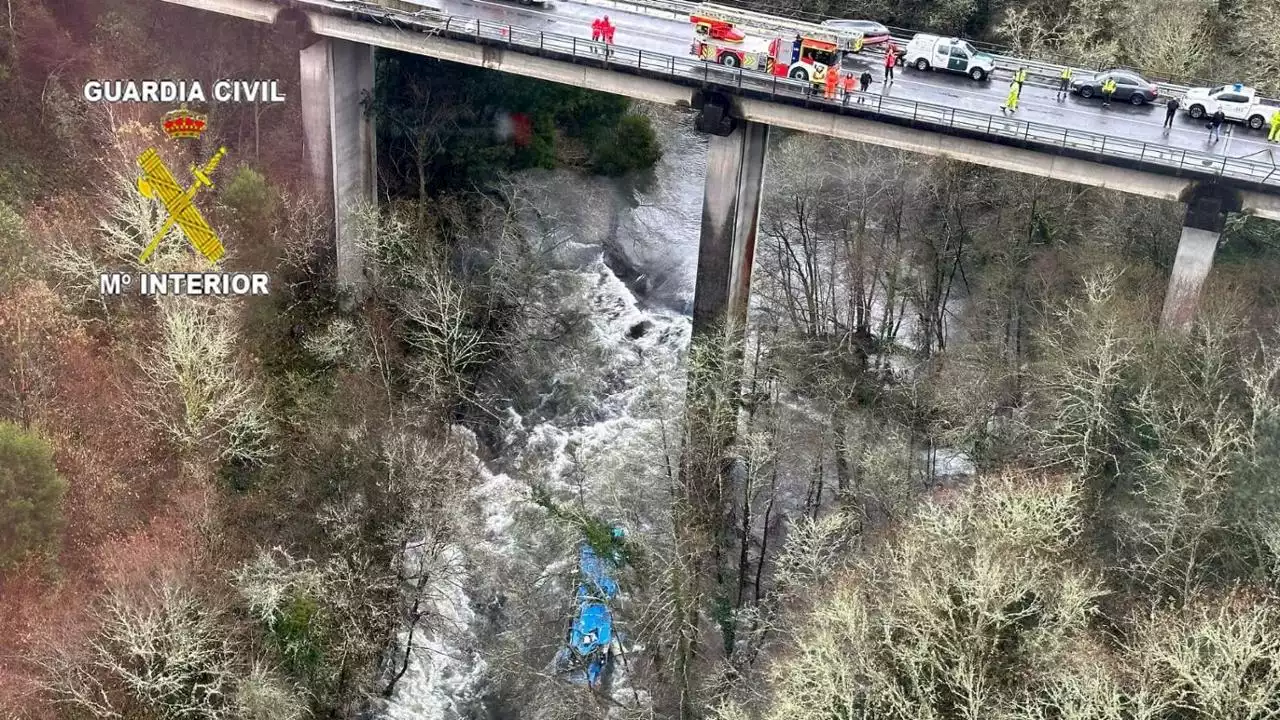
602,16 -> 614,44
591,18 -> 602,42
841,71 -> 855,104
824,67 -> 838,99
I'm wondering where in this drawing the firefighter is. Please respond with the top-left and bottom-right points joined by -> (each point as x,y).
825,65 -> 839,99
1056,67 -> 1072,101
591,17 -> 602,42
842,71 -> 855,104
884,49 -> 896,83
791,34 -> 802,64
1000,78 -> 1021,113
1270,108 -> 1280,142
1102,77 -> 1116,107
602,16 -> 614,45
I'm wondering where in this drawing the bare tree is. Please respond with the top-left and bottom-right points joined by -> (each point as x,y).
134,296 -> 276,465
42,583 -> 239,719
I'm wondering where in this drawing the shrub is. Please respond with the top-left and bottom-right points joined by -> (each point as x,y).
221,165 -> 279,230
0,200 -> 25,291
590,114 -> 662,176
0,421 -> 66,567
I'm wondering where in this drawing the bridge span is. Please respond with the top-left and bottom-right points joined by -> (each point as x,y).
160,0 -> 1280,331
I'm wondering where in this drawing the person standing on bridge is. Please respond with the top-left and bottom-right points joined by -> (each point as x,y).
1014,67 -> 1027,87
1164,96 -> 1179,131
1000,78 -> 1021,113
859,70 -> 873,101
591,17 -> 602,42
1056,67 -> 1072,101
604,17 -> 616,45
1208,108 -> 1225,142
1101,77 -> 1116,107
842,71 -> 855,104
884,49 -> 896,83
824,67 -> 839,99
1270,108 -> 1280,142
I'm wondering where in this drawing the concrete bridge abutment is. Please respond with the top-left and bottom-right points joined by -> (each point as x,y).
1159,183 -> 1242,333
299,37 -> 377,301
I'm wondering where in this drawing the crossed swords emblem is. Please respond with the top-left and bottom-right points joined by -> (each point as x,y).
136,146 -> 228,264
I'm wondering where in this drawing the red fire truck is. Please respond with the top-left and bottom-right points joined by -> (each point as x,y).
690,14 -> 746,43
691,28 -> 859,86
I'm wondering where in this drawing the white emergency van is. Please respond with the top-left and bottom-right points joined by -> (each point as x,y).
903,34 -> 994,81
1183,84 -> 1279,131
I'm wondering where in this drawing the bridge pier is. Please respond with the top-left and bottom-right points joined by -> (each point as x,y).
674,95 -> 770,711
1159,185 -> 1239,332
691,96 -> 769,335
299,37 -> 377,299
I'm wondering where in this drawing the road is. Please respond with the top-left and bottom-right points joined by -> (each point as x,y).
423,0 -> 1280,165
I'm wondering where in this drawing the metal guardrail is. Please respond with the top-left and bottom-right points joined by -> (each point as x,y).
316,1 -> 1280,193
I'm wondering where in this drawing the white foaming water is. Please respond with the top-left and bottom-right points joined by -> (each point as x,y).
381,110 -> 699,720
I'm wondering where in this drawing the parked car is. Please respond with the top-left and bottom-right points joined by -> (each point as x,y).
1183,84 -> 1279,130
903,34 -> 994,81
820,19 -> 892,46
1071,69 -> 1159,104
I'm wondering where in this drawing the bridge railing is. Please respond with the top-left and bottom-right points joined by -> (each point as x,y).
333,2 -> 1280,191
505,0 -> 1276,98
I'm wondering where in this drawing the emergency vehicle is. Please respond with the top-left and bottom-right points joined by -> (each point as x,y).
691,15 -> 746,43
1184,84 -> 1280,131
688,3 -> 862,85
691,28 -> 860,85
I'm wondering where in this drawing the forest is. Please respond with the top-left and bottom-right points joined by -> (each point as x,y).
2,0 -> 1280,718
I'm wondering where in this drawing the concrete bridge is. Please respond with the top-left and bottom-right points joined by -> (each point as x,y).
161,0 -> 1280,331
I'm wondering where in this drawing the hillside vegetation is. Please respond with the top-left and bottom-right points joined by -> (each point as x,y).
1,0 -> 1280,718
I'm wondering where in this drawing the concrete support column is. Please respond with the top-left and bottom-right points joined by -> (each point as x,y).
675,118 -> 771,717
1159,191 -> 1228,332
691,120 -> 770,336
299,37 -> 376,298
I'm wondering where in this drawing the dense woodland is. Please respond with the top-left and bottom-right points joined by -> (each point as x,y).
3,0 -> 1280,718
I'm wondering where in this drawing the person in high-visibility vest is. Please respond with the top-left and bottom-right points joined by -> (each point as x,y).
884,50 -> 896,83
1270,108 -> 1280,142
591,18 -> 602,42
841,71 -> 855,104
1000,78 -> 1021,113
853,34 -> 864,53
1056,67 -> 1072,101
1102,78 -> 1117,107
824,66 -> 839,99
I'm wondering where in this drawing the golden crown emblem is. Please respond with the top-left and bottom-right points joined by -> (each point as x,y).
162,104 -> 207,139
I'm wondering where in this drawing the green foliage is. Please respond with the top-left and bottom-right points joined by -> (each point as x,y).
590,114 -> 663,176
273,591 -> 325,679
531,484 -> 634,567
221,165 -> 279,230
0,421 -> 65,568
371,54 -> 657,196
